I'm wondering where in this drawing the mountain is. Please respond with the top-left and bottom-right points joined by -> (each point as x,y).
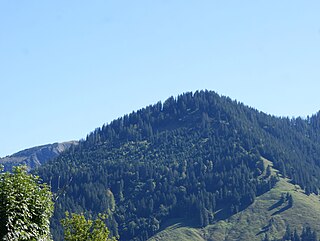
35,90 -> 320,241
0,141 -> 78,171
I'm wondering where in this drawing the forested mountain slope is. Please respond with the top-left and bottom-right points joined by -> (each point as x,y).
0,141 -> 77,171
35,90 -> 320,241
149,160 -> 320,241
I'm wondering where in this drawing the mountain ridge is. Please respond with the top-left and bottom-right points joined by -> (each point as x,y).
0,141 -> 78,171
32,90 -> 320,240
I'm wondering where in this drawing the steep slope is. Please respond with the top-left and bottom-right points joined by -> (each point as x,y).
0,141 -> 78,171
35,90 -> 320,241
148,160 -> 320,241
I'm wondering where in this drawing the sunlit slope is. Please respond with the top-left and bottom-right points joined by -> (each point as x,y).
0,141 -> 77,171
149,160 -> 320,241
149,224 -> 204,241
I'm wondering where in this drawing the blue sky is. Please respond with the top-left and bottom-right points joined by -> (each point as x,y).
0,1 -> 320,157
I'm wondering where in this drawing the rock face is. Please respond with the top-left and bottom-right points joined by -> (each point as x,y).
0,141 -> 78,171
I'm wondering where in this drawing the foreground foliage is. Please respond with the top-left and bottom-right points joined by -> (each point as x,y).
0,165 -> 53,240
61,212 -> 117,241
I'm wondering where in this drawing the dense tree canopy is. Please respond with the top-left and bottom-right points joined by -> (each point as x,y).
35,90 -> 320,240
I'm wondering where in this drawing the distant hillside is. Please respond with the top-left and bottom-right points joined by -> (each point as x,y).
149,159 -> 320,241
35,90 -> 320,241
0,141 -> 78,171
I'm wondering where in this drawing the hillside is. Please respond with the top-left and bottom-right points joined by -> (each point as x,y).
148,159 -> 320,241
0,141 -> 78,171
35,90 -> 320,241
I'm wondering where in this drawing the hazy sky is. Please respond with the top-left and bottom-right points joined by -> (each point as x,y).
1,1 -> 320,157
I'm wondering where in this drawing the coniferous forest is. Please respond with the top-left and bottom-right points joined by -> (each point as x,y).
35,90 -> 320,241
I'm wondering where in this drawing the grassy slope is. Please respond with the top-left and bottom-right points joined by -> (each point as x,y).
148,159 -> 320,241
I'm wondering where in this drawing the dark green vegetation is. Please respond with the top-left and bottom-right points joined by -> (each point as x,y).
35,90 -> 320,241
0,166 -> 116,241
0,166 -> 53,240
0,141 -> 77,171
149,161 -> 320,240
